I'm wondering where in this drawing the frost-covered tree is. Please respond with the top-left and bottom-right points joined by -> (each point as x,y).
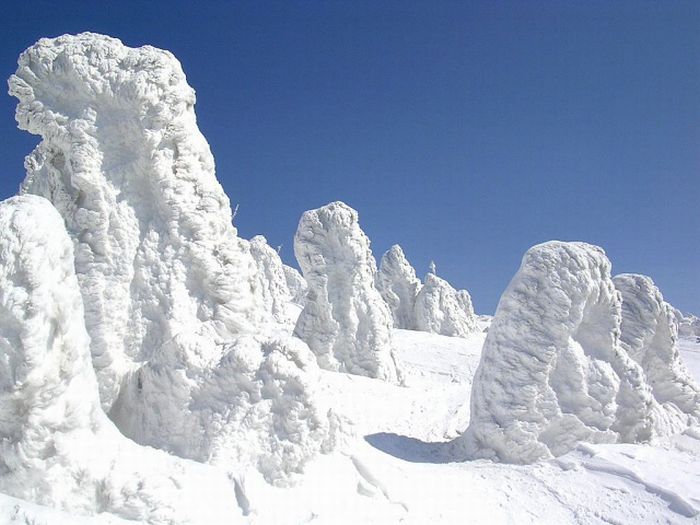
294,201 -> 401,383
283,264 -> 308,306
248,235 -> 295,324
0,195 -> 240,523
377,244 -> 422,329
456,241 -> 658,463
9,33 -> 331,483
414,273 -> 478,337
614,274 -> 700,430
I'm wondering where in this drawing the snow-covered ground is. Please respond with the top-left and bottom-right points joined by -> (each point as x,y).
1,327 -> 699,524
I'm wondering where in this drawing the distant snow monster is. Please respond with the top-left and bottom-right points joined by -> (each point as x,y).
614,274 -> 700,431
248,235 -> 296,324
0,195 -> 240,523
294,201 -> 401,383
377,244 -> 422,329
414,273 -> 478,337
10,32 -> 331,483
456,241 -> 658,463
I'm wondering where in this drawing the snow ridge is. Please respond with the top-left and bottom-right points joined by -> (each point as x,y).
294,201 -> 401,383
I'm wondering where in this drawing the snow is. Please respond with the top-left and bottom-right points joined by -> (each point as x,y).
9,32 -> 331,485
293,201 -> 401,383
614,273 -> 700,432
414,273 -> 478,337
2,32 -> 700,525
0,195 -> 241,524
376,245 -> 422,329
456,241 -> 660,463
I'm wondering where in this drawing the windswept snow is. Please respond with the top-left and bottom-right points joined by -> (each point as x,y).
456,241 -> 658,463
414,273 -> 478,337
9,32 -> 331,484
293,201 -> 401,383
614,273 -> 700,432
377,245 -> 422,329
0,195 -> 240,524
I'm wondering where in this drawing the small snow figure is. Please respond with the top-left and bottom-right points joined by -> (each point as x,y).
428,260 -> 437,275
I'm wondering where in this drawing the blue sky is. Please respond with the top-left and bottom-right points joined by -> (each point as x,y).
1,1 -> 698,314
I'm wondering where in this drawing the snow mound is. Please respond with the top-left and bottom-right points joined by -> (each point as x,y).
414,273 -> 478,337
456,241 -> 657,463
0,195 -> 239,523
248,235 -> 295,324
10,33 -> 331,483
614,274 -> 700,430
293,201 -> 401,383
377,245 -> 421,329
10,32 -> 270,410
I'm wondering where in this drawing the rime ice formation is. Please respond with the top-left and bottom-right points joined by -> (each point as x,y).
0,195 -> 239,523
674,310 -> 700,340
414,273 -> 478,337
457,241 -> 658,463
294,201 -> 401,383
614,274 -> 700,430
283,264 -> 307,306
456,289 -> 476,318
10,33 -> 330,483
249,235 -> 295,324
377,245 -> 422,329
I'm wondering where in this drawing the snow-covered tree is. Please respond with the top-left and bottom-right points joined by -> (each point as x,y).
294,201 -> 401,383
377,244 -> 422,329
414,273 -> 478,337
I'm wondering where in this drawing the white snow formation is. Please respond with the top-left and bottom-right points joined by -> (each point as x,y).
293,201 -> 401,383
377,244 -> 422,329
248,235 -> 295,324
456,289 -> 476,318
0,195 -> 240,523
457,241 -> 660,463
414,273 -> 478,337
674,310 -> 700,340
9,32 -> 330,483
283,264 -> 308,306
614,274 -> 700,430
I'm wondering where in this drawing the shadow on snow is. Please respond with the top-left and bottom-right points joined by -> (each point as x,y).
364,432 -> 455,463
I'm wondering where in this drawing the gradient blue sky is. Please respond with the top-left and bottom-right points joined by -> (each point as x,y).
1,1 -> 698,314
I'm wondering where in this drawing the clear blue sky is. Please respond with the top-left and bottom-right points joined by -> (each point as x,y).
1,1 -> 698,314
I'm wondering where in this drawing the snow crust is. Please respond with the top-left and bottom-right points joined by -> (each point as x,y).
0,195 -> 240,524
614,273 -> 700,431
376,245 -> 421,329
457,241 -> 659,463
9,33 -> 330,483
414,273 -> 478,337
293,201 -> 401,383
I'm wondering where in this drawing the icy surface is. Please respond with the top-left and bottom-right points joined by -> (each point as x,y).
614,274 -> 700,431
0,195 -> 239,524
293,201 -> 401,383
456,241 -> 658,463
376,245 -> 421,329
9,32 -> 330,483
414,273 -> 478,337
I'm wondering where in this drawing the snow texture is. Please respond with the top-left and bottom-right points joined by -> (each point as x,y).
10,32 -> 270,410
293,201 -> 401,383
457,241 -> 658,463
248,235 -> 295,324
283,265 -> 307,306
376,245 -> 422,329
0,195 -> 240,524
674,310 -> 700,340
414,273 -> 478,337
614,274 -> 700,431
9,33 -> 330,483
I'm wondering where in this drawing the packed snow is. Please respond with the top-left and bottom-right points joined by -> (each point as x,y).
1,33 -> 699,524
293,201 -> 401,383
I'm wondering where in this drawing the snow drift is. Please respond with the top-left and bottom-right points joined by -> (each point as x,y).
414,273 -> 478,337
9,33 -> 331,482
457,241 -> 658,463
377,244 -> 422,329
614,274 -> 700,430
0,195 -> 240,524
293,201 -> 401,383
